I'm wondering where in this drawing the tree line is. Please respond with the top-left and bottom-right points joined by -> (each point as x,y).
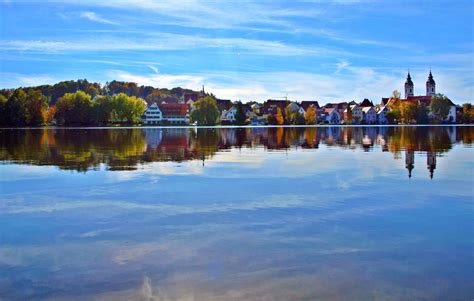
0,89 -> 146,126
0,79 -> 203,126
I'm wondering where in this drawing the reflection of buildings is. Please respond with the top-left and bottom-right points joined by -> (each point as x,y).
405,149 -> 438,179
144,128 -> 163,149
0,126 -> 464,176
427,152 -> 436,179
405,150 -> 414,178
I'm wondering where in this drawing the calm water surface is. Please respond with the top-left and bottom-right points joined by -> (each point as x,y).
0,126 -> 473,300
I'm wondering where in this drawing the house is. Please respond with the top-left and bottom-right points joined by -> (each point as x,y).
286,102 -> 305,115
446,99 -> 457,123
263,99 -> 288,115
183,92 -> 199,103
362,106 -> 377,124
375,105 -> 389,124
159,103 -> 189,124
299,101 -> 320,111
142,103 -> 163,124
360,99 -> 374,107
220,106 -> 237,123
216,99 -> 233,112
344,104 -> 363,124
323,108 -> 341,124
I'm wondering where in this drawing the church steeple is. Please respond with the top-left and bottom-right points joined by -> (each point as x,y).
199,84 -> 206,97
426,70 -> 436,97
405,71 -> 414,98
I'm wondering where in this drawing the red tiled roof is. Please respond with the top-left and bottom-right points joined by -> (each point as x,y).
183,92 -> 199,102
216,99 -> 233,111
158,103 -> 188,116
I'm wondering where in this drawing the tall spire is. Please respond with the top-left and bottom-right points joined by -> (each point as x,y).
405,70 -> 414,98
406,71 -> 413,84
426,69 -> 436,96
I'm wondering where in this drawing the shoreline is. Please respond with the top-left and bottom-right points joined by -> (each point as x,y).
0,124 -> 472,130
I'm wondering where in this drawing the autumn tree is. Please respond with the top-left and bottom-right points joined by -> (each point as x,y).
190,96 -> 220,126
345,104 -> 352,124
275,107 -> 284,125
460,103 -> 474,123
45,106 -> 57,125
304,105 -> 317,125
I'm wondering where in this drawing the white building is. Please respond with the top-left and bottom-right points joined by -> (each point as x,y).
142,103 -> 163,124
221,107 -> 237,123
344,104 -> 363,124
362,107 -> 377,124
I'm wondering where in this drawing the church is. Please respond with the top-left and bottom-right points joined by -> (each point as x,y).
382,71 -> 457,122
404,70 -> 436,99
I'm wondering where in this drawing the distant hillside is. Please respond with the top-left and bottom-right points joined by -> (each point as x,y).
0,79 -> 200,105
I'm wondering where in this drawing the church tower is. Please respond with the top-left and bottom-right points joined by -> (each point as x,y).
404,72 -> 414,99
426,70 -> 436,96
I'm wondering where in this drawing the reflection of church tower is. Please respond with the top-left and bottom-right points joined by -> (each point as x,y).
405,150 -> 415,178
405,72 -> 414,98
426,70 -> 436,97
427,152 -> 436,179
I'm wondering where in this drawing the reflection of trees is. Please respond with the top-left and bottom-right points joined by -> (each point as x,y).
0,126 -> 470,172
385,126 -> 453,157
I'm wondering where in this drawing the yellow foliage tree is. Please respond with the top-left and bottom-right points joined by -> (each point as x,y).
276,107 -> 284,125
304,105 -> 317,124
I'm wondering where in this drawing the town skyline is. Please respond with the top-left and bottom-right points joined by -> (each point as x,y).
1,1 -> 473,104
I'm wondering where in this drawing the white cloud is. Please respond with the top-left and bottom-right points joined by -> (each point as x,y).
0,33 -> 351,57
148,65 -> 159,74
109,69 -> 204,89
79,11 -> 119,25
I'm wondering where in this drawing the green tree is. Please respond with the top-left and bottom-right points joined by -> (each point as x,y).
110,93 -> 146,124
190,96 -> 219,126
56,91 -> 93,125
92,95 -> 112,125
0,94 -> 7,126
430,94 -> 451,122
234,101 -> 247,125
415,103 -> 429,124
385,111 -> 400,124
24,89 -> 48,126
400,101 -> 417,124
4,88 -> 28,126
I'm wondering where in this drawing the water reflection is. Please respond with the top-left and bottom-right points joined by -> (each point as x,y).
0,126 -> 473,300
0,126 -> 471,178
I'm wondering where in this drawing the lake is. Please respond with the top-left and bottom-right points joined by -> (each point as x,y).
0,126 -> 473,300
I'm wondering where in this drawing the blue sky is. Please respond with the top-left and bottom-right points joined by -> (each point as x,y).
0,0 -> 473,104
